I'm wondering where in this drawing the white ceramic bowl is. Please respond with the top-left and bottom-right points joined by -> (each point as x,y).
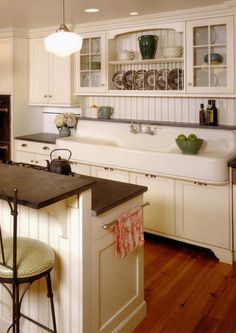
163,47 -> 183,58
117,50 -> 135,61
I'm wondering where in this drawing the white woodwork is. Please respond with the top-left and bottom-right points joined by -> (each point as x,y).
70,160 -> 91,176
186,16 -> 234,94
0,191 -> 146,333
175,179 -> 232,262
29,37 -> 78,106
91,165 -> 130,182
0,38 -> 12,93
130,172 -> 175,236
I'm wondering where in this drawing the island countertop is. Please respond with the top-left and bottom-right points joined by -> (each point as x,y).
0,164 -> 147,214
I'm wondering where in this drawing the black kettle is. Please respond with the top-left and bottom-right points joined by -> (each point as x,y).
46,149 -> 72,175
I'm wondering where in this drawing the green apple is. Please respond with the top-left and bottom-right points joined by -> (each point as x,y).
177,134 -> 187,141
188,134 -> 197,141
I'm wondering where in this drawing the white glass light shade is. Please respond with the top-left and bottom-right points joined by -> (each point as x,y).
44,31 -> 82,57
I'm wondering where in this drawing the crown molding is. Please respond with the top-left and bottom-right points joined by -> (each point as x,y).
0,27 -> 28,38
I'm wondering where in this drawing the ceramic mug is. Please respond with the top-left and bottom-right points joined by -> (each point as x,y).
163,46 -> 183,58
99,106 -> 114,119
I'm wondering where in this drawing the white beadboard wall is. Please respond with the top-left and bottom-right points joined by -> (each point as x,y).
82,96 -> 236,126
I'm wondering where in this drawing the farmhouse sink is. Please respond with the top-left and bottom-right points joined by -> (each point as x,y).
56,121 -> 236,183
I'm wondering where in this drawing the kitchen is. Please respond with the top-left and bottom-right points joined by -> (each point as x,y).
1,0 -> 236,332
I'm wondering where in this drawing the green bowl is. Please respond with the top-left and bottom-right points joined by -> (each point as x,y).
175,139 -> 203,155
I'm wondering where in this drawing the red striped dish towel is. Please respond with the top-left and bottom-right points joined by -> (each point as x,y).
114,206 -> 144,258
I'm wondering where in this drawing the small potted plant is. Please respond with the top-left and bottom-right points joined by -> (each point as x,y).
54,112 -> 77,137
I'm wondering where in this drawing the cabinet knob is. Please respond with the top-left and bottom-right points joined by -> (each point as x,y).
49,95 -> 52,98
44,95 -> 47,98
35,161 -> 39,164
31,159 -> 34,162
188,82 -> 192,86
42,146 -> 50,150
21,143 -> 28,147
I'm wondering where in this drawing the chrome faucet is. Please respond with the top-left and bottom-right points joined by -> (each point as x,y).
130,122 -> 142,134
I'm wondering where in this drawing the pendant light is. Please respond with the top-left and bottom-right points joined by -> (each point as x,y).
44,0 -> 82,57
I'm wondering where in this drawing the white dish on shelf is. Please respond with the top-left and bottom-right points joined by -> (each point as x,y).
194,27 -> 216,45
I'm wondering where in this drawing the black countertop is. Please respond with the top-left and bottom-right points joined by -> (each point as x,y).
0,164 -> 147,215
15,133 -> 58,144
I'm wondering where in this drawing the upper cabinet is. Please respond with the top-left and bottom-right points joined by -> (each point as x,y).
29,37 -> 79,106
74,32 -> 106,93
186,16 -> 234,94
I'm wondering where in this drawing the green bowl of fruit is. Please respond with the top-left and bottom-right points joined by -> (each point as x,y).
175,134 -> 203,155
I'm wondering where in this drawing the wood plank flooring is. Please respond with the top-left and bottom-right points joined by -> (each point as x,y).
133,234 -> 236,333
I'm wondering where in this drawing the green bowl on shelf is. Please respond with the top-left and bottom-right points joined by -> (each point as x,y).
175,139 -> 203,155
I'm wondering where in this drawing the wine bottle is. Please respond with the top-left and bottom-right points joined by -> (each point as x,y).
199,103 -> 205,125
205,100 -> 213,126
211,100 -> 218,126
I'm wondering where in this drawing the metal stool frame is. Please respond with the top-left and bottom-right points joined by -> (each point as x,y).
0,188 -> 57,333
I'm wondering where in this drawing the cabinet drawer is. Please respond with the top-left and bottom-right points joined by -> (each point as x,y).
15,140 -> 55,154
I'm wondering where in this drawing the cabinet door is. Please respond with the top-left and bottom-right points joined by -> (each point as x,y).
92,232 -> 144,332
0,38 -> 12,93
29,38 -> 49,104
69,160 -> 91,176
186,16 -> 234,93
175,180 -> 231,249
91,165 -> 129,182
130,173 -> 175,235
74,32 -> 106,93
15,151 -> 35,164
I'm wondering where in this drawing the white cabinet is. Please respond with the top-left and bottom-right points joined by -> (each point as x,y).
92,196 -> 145,332
130,172 -> 175,236
70,160 -> 91,176
175,180 -> 231,250
14,140 -> 55,167
74,32 -> 106,94
0,38 -> 12,93
29,37 -> 78,105
186,16 -> 234,94
91,165 -> 130,182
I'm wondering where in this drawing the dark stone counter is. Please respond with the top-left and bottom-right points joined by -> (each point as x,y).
15,133 -> 58,144
0,164 -> 147,215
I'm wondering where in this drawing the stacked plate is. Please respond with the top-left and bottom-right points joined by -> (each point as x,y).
112,68 -> 184,90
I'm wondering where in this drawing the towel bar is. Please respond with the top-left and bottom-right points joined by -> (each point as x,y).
100,201 -> 150,230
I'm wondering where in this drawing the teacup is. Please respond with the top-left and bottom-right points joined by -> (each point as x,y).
163,46 -> 183,58
99,106 -> 114,119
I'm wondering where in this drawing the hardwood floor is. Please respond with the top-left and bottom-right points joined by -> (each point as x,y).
133,234 -> 236,333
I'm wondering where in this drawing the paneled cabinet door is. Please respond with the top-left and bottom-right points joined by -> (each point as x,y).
69,160 -> 91,176
130,173 -> 175,236
92,232 -> 144,332
74,32 -> 106,93
91,165 -> 129,182
0,38 -> 12,93
186,16 -> 234,94
14,151 -> 48,167
175,180 -> 231,249
29,38 -> 75,105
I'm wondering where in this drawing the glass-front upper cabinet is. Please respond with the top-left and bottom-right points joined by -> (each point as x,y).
186,16 -> 234,94
74,32 -> 106,93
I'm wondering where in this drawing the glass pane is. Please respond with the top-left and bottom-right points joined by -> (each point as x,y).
212,68 -> 226,87
91,55 -> 101,70
91,38 -> 100,53
81,39 -> 89,54
91,72 -> 101,87
194,26 -> 208,45
80,72 -> 90,87
80,55 -> 89,70
194,47 -> 207,66
194,69 -> 209,87
212,24 -> 226,44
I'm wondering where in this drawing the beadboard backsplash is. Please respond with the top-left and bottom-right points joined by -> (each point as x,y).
81,96 -> 236,125
42,96 -> 236,133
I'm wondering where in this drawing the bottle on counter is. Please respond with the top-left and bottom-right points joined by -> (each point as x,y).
211,99 -> 218,126
205,100 -> 213,126
199,103 -> 205,125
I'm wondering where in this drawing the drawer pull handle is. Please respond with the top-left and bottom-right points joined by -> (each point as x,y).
70,161 -> 78,165
0,107 -> 8,112
194,182 -> 207,186
43,146 -> 50,150
21,144 -> 28,147
0,145 -> 8,150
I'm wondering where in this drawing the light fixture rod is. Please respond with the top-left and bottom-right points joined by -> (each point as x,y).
61,0 -> 65,25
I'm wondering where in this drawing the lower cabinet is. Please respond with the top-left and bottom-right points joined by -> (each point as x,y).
69,160 -> 91,176
15,150 -> 50,167
175,180 -> 231,249
130,172 -> 175,236
91,165 -> 130,182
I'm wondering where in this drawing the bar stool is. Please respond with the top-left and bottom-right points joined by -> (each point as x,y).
0,188 -> 57,333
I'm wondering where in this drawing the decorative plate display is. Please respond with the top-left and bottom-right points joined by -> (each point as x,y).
133,70 -> 146,90
167,68 -> 184,90
156,69 -> 170,90
144,70 -> 158,90
122,70 -> 136,90
112,70 -> 125,90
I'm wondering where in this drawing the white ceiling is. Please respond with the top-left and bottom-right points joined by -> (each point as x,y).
0,0 -> 225,30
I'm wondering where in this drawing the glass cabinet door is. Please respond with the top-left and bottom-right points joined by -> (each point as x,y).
186,17 -> 234,94
74,32 -> 106,93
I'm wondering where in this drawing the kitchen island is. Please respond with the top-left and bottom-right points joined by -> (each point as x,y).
0,163 -> 147,333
